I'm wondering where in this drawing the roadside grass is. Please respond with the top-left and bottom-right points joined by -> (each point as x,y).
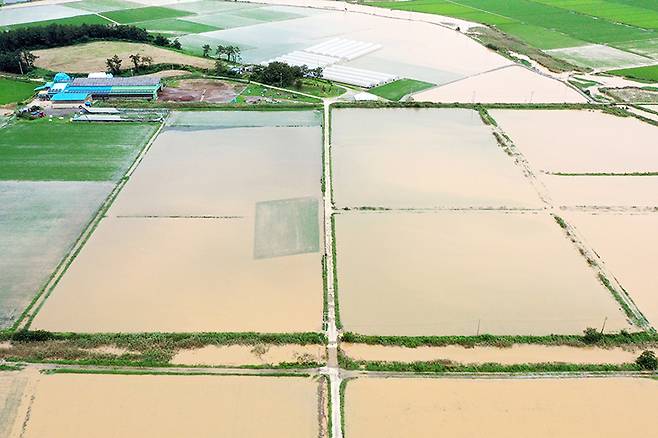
368,78 -> 435,101
338,353 -> 645,373
0,77 -> 39,105
101,6 -> 192,24
0,331 -> 327,368
2,14 -> 112,30
331,214 -> 342,330
44,367 -> 311,377
0,118 -> 158,181
607,64 -> 658,83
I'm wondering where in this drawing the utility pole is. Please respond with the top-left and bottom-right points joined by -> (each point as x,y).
600,316 -> 607,334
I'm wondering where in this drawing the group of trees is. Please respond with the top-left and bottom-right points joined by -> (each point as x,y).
105,53 -> 153,74
0,23 -> 175,73
250,61 -> 323,88
201,44 -> 241,62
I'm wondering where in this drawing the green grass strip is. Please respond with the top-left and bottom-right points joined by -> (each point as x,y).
368,78 -> 435,101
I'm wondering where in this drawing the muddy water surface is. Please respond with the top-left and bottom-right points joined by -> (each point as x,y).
332,108 -> 540,208
542,174 -> 658,207
565,212 -> 658,328
32,217 -> 322,332
336,211 -> 631,335
345,377 -> 658,438
14,373 -> 319,438
172,344 -> 326,366
491,109 -> 658,173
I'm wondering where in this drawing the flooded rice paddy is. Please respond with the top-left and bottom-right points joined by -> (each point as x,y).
331,108 -> 540,209
341,343 -> 651,365
565,212 -> 658,328
335,211 -> 631,336
541,175 -> 658,207
5,372 -> 320,438
344,377 -> 658,438
109,125 -> 322,217
33,111 -> 323,333
491,109 -> 658,173
171,344 -> 326,366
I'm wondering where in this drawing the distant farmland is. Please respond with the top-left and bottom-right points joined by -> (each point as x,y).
366,0 -> 658,68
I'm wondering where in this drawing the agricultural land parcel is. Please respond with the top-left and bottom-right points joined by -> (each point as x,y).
331,108 -> 541,209
334,210 -> 631,336
0,119 -> 156,329
367,0 -> 658,69
1,372 -> 321,438
32,110 -> 325,333
0,78 -> 40,106
344,377 -> 658,438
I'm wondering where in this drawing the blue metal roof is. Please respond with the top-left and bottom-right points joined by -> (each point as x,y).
51,93 -> 90,102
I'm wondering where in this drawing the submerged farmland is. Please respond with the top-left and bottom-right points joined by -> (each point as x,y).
32,111 -> 325,333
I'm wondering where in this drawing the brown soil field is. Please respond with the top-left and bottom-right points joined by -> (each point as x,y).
171,344 -> 326,366
335,211 -> 631,335
565,212 -> 658,328
341,343 -> 654,365
160,79 -> 246,103
5,372 -> 320,438
33,41 -> 214,73
491,109 -> 658,173
331,108 -> 540,209
31,217 -> 323,332
344,377 -> 658,438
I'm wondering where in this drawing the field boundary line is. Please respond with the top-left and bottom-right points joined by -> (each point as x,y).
16,119 -> 167,330
95,13 -> 119,25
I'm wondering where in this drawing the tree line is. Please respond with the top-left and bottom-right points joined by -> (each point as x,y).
0,23 -> 178,74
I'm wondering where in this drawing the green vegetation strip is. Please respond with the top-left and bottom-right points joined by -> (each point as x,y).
44,368 -> 311,377
368,79 -> 435,101
3,14 -> 113,30
341,331 -> 658,348
331,214 -> 342,330
101,6 -> 192,24
339,354 -> 644,374
0,77 -> 40,105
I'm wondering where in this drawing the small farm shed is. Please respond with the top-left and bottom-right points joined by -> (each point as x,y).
51,92 -> 91,109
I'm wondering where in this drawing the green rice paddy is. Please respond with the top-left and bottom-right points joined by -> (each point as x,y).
3,14 -> 112,30
0,77 -> 39,105
135,18 -> 219,35
367,0 -> 658,54
368,79 -> 435,101
101,6 -> 192,24
607,64 -> 658,82
0,119 -> 158,181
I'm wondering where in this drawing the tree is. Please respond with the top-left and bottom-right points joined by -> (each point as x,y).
129,53 -> 142,70
225,46 -> 235,62
171,38 -> 181,50
18,50 -> 38,72
636,350 -> 657,370
251,62 -> 306,88
106,54 -> 122,74
582,327 -> 602,344
140,55 -> 153,68
153,35 -> 170,47
214,59 -> 228,75
215,45 -> 226,60
202,44 -> 211,57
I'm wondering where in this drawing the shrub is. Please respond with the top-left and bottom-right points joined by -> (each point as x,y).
11,330 -> 55,343
635,350 -> 657,370
582,327 -> 603,344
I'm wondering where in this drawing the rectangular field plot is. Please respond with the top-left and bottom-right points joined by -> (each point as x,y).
109,118 -> 322,217
5,373 -> 321,438
32,217 -> 322,332
331,108 -> 540,209
542,175 -> 658,207
565,212 -> 658,328
335,211 -> 631,336
344,377 -> 658,438
0,181 -> 112,329
0,119 -> 157,181
166,109 -> 321,128
491,109 -> 658,174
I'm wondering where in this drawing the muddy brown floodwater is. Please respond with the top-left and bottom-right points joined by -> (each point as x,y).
564,212 -> 658,328
491,109 -> 658,174
6,373 -> 319,438
335,210 -> 631,335
331,108 -> 541,209
32,217 -> 323,333
344,377 -> 658,438
171,344 -> 326,366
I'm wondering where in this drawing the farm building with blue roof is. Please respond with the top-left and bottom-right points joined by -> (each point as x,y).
42,73 -> 161,102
